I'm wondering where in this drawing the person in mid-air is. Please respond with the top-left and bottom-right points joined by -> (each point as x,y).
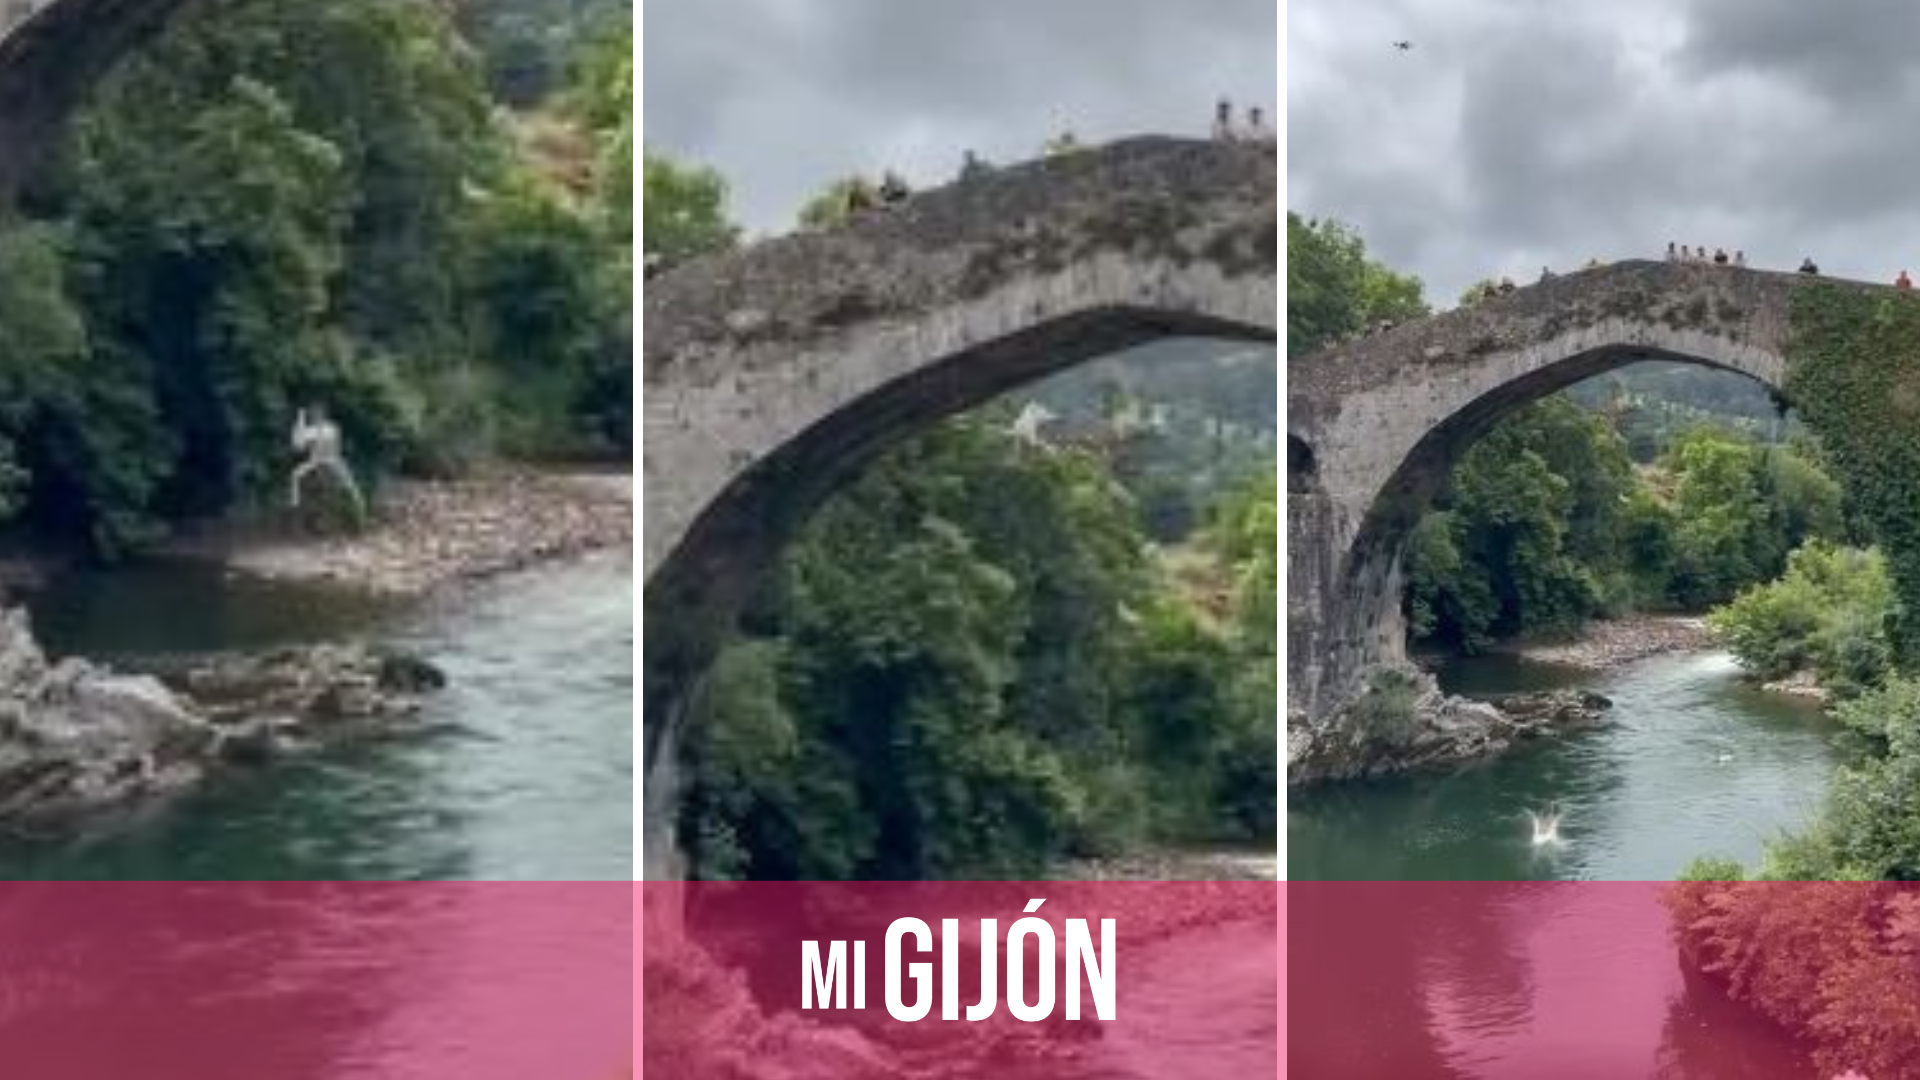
289,405 -> 364,519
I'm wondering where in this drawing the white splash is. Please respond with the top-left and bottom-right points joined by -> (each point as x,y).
1528,805 -> 1565,847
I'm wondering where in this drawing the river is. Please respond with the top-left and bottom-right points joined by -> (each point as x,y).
0,552 -> 633,880
1287,649 -> 1858,1076
1290,650 -> 1857,881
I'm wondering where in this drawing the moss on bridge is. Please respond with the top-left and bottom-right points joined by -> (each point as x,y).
1787,284 -> 1920,664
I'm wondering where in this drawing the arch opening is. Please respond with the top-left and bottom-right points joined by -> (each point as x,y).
643,320 -> 1276,879
1295,335 -> 1795,726
644,313 -> 1274,768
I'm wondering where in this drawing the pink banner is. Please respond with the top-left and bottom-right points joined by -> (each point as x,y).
15,880 -> 1911,1076
0,883 -> 631,1080
640,881 -> 1278,1079
1288,881 -> 1920,1080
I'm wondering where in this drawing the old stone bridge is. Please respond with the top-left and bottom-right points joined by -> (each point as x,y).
643,137 -> 1276,872
0,0 -> 202,201
1287,259 -> 1895,733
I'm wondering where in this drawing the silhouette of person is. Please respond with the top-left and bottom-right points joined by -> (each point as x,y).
1799,257 -> 1820,275
1212,97 -> 1236,141
1713,248 -> 1729,265
1244,106 -> 1273,143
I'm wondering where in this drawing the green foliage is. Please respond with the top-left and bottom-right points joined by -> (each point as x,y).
1347,668 -> 1420,748
1787,285 -> 1920,665
681,418 -> 1275,880
1709,542 -> 1894,695
1660,429 -> 1840,607
797,177 -> 868,230
642,154 -> 738,264
1664,882 -> 1920,1079
455,0 -> 628,109
0,0 -> 627,551
1404,398 -> 1625,648
1731,676 -> 1920,882
463,182 -> 616,454
1676,856 -> 1746,882
1408,410 -> 1846,653
1286,212 -> 1428,354
567,25 -> 632,246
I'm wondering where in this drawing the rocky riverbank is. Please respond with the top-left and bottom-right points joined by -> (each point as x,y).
0,606 -> 443,829
1500,614 -> 1714,671
1288,669 -> 1613,786
171,469 -> 631,597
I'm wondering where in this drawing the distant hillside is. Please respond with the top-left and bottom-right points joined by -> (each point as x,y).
452,0 -> 628,108
1029,339 -> 1278,435
1564,361 -> 1792,461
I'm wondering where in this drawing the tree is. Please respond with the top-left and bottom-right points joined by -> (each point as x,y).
681,416 -> 1275,880
642,154 -> 738,264
1709,542 -> 1894,694
0,0 -> 628,552
1286,212 -> 1427,354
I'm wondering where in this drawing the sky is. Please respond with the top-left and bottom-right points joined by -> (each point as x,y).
1289,0 -> 1920,305
643,0 -> 1277,232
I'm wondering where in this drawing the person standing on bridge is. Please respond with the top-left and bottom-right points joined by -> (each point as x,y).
1734,250 -> 1748,268
1666,241 -> 1679,262
1245,106 -> 1273,144
1213,98 -> 1238,141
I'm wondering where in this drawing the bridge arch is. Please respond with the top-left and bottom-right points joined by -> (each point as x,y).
643,138 -> 1276,872
1287,261 -> 1821,731
0,0 -> 203,201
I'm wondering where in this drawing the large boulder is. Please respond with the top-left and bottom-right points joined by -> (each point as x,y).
0,606 -> 445,825
1288,667 -> 1613,786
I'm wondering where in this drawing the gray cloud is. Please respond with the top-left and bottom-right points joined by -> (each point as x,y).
1289,0 -> 1920,304
645,0 -> 1276,230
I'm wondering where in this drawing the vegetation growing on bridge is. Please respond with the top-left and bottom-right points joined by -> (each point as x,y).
1785,284 -> 1920,666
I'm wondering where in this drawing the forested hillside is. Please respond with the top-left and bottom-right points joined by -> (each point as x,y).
0,0 -> 631,555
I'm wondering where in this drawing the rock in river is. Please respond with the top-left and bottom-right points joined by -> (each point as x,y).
1288,668 -> 1613,786
0,605 -> 444,828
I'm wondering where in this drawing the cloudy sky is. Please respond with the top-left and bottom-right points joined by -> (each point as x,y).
1290,0 -> 1920,304
644,0 -> 1276,232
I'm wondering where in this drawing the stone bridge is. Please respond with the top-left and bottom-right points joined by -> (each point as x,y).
0,0 -> 203,201
1287,259 -> 1902,733
643,137 -> 1276,873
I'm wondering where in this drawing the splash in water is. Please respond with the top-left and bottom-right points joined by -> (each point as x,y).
1528,804 -> 1565,847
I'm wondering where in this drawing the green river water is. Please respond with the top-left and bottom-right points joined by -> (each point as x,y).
0,553 -> 633,880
